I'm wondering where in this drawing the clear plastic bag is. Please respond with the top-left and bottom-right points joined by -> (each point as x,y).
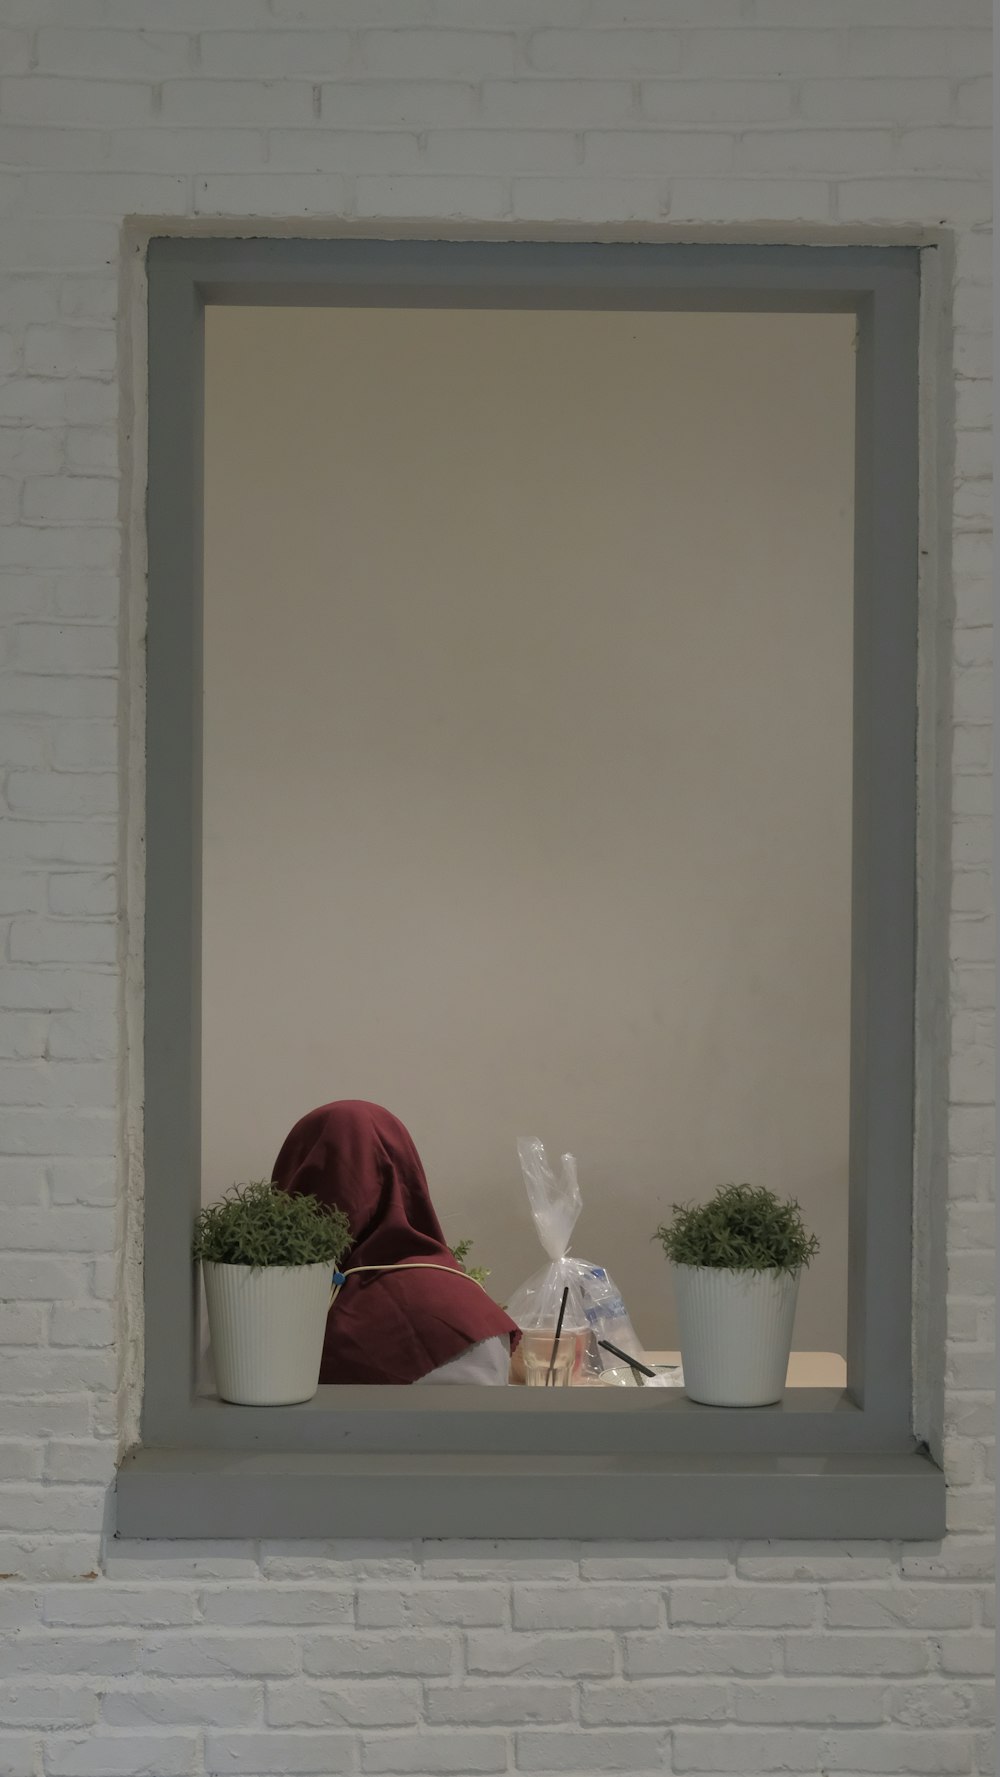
506,1137 -> 644,1384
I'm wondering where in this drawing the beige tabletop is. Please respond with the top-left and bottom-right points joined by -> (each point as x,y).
645,1351 -> 847,1387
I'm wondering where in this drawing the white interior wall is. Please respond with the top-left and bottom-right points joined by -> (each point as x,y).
202,304 -> 855,1352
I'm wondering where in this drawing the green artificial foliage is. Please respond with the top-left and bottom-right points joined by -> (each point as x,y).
449,1237 -> 490,1288
654,1183 -> 819,1275
193,1180 -> 352,1270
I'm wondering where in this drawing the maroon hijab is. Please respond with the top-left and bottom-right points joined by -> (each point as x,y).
271,1100 -> 519,1384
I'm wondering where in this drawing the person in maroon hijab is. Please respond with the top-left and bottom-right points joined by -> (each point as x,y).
271,1100 -> 519,1385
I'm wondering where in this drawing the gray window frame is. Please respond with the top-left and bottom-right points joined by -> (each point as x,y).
118,237 -> 943,1541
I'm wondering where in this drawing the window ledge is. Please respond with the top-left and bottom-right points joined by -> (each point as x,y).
116,1445 -> 944,1541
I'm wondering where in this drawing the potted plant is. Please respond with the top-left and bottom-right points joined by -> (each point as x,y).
654,1184 -> 819,1407
194,1181 -> 351,1407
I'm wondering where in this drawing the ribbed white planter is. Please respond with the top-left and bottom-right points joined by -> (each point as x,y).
202,1260 -> 332,1406
672,1263 -> 800,1407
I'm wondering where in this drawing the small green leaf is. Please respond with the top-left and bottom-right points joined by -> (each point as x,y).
449,1237 -> 490,1287
653,1183 -> 819,1275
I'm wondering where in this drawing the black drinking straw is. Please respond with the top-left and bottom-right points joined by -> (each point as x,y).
598,1338 -> 657,1382
546,1285 -> 570,1387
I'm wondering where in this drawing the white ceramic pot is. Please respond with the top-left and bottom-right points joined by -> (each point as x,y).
671,1263 -> 800,1407
202,1260 -> 332,1406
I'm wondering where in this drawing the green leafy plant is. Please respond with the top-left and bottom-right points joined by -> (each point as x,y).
193,1181 -> 352,1270
449,1237 -> 490,1288
654,1184 -> 819,1275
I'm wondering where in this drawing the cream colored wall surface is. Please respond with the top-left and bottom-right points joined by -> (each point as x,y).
202,304 -> 855,1354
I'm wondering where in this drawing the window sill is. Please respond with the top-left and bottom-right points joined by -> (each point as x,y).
116,1445 -> 944,1541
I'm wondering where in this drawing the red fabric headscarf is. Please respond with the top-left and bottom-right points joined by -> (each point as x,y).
271,1100 -> 519,1384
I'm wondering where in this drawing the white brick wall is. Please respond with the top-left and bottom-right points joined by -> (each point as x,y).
0,3 -> 993,1773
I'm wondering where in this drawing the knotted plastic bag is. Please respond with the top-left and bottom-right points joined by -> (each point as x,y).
506,1137 -> 644,1384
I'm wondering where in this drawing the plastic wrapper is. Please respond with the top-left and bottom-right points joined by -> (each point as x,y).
506,1137 -> 645,1384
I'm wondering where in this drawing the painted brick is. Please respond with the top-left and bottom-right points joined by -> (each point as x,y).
888,1678 -> 994,1727
42,1735 -> 199,1776
0,1735 -> 40,1777
104,1543 -> 261,1582
48,873 -> 118,917
579,1681 -> 725,1725
424,129 -> 578,174
0,1535 -> 107,1582
0,1487 -> 106,1535
625,1632 -> 781,1677
466,1631 -> 615,1678
825,1586 -> 977,1630
0,1631 -> 137,1677
640,78 -> 793,123
937,1633 -> 997,1676
160,80 -> 314,125
512,1583 -> 660,1630
357,1583 -> 506,1628
731,1542 -> 895,1585
528,29 -> 684,76
47,1018 -> 118,1068
482,80 -> 632,127
7,772 -> 117,816
742,126 -> 895,172
266,1681 -> 422,1729
22,468 -> 119,527
581,1543 -> 730,1581
362,1733 -> 508,1773
13,624 -> 117,676
261,1540 -> 419,1581
732,1680 -> 886,1725
668,1583 -> 821,1628
670,177 -> 833,221
584,129 -> 733,174
799,77 -> 954,122
355,175 -> 510,219
424,1683 -> 574,1726
838,178 -> 991,226
49,1302 -> 114,1346
302,1631 -> 454,1677
43,1441 -> 118,1483
0,1155 -> 47,1200
141,1633 -> 301,1679
105,128 -> 267,173
194,174 -> 351,216
0,78 -> 154,127
821,1728 -> 974,1772
203,1733 -> 356,1774
198,31 -> 352,77
357,30 -> 516,78
100,1685 -> 262,1728
515,1728 -> 666,1771
516,171 -> 667,222
0,1307 -> 46,1348
320,82 -> 478,128
672,1727 -> 824,1771
34,28 -> 194,78
0,1686 -> 97,1729
200,1586 -> 354,1626
420,1543 -> 576,1583
267,130 -> 420,173
0,1442 -> 43,1481
784,1635 -> 931,1677
0,1394 -> 90,1436
9,917 -> 116,966
17,172 -> 188,218
0,1014 -> 47,1060
0,17 -> 991,1777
